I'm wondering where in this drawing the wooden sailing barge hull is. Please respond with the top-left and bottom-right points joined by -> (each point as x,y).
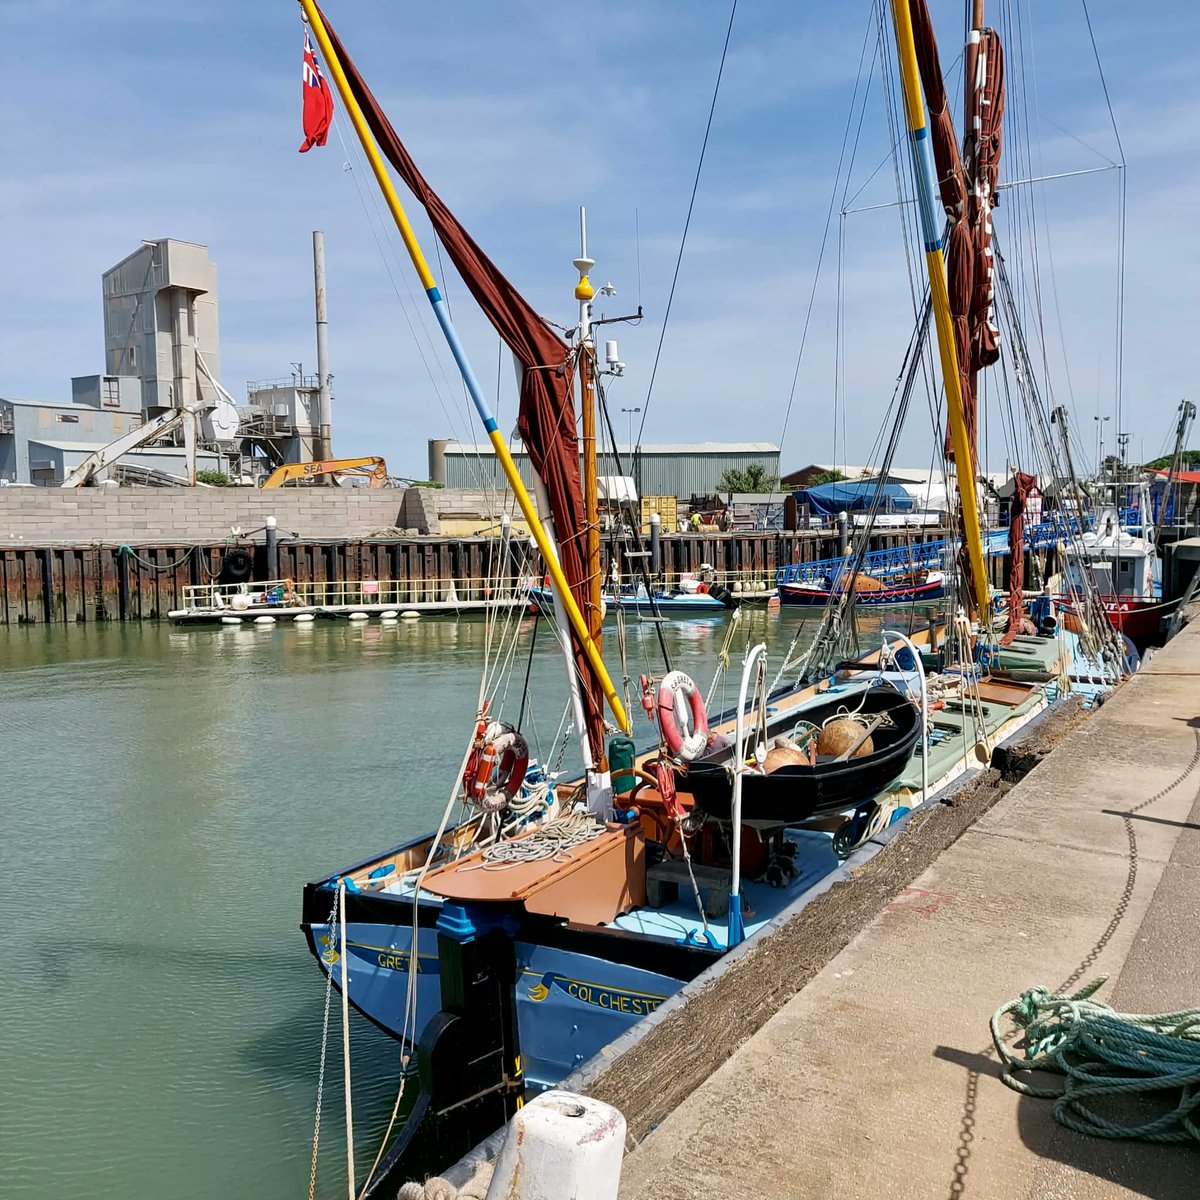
778,576 -> 945,606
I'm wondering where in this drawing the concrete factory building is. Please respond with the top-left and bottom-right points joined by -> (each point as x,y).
430,440 -> 781,500
0,376 -> 219,485
1,237 -> 325,485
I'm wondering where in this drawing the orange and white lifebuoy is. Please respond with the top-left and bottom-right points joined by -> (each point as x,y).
464,720 -> 530,812
657,670 -> 710,762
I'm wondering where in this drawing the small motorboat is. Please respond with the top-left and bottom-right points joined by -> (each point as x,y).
678,685 -> 923,823
529,579 -> 737,617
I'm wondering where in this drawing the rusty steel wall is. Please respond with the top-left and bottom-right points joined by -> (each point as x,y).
0,529 -> 960,626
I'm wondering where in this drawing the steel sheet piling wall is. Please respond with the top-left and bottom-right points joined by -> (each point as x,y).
0,529 -> 958,624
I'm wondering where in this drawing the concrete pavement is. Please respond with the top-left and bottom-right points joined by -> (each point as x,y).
618,624 -> 1200,1200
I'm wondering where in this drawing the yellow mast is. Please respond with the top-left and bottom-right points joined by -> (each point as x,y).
300,0 -> 630,732
889,0 -> 992,624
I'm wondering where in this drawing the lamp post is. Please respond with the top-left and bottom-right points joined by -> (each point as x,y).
620,406 -> 641,494
620,406 -> 641,453
1094,414 -> 1111,477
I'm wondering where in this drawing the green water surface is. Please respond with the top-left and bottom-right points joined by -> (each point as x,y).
2,608 -> 844,1198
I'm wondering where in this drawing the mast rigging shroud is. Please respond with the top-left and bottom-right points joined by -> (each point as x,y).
317,6 -> 605,757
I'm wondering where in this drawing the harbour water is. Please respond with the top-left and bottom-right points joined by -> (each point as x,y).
0,607 -> 890,1198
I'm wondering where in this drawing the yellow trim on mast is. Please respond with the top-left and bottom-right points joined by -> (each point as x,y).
300,0 -> 630,732
889,0 -> 992,624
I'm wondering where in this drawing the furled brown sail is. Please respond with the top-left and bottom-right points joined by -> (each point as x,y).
964,25 -> 1004,381
908,0 -> 1006,620
1001,471 -> 1037,643
317,6 -> 604,757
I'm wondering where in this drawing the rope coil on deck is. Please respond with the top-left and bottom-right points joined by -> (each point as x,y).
473,811 -> 605,869
992,976 -> 1200,1144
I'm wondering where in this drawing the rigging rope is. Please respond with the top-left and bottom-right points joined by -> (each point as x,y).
636,0 -> 737,450
776,4 -> 880,465
307,891 -> 339,1200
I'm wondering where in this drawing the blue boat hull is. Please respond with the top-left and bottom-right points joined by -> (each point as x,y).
306,906 -> 689,1092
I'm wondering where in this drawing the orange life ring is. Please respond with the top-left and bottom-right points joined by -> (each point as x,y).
657,670 -> 710,762
464,721 -> 529,812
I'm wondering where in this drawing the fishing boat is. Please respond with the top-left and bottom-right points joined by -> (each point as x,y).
292,4 -> 1127,1192
1056,505 -> 1166,642
1051,403 -> 1196,644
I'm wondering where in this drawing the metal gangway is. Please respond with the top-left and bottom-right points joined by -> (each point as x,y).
775,518 -> 1080,588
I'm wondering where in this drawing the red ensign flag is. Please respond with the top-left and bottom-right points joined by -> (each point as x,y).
299,32 -> 334,152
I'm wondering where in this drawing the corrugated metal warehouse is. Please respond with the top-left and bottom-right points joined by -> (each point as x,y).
430,441 -> 780,499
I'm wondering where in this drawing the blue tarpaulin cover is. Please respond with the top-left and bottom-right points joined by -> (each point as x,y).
797,480 -> 915,516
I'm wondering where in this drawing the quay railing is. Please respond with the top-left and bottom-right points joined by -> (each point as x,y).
179,567 -> 788,614
178,577 -> 534,611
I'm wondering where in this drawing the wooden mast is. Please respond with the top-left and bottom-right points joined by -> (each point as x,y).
964,0 -> 985,453
574,208 -> 604,647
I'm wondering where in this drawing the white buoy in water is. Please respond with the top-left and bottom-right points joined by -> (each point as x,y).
400,610 -> 421,621
293,613 -> 315,624
485,1090 -> 625,1200
348,611 -> 369,621
220,616 -> 242,625
254,615 -> 277,625
380,609 -> 400,620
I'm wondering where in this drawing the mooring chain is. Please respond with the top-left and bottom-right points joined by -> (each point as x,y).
1059,727 -> 1200,994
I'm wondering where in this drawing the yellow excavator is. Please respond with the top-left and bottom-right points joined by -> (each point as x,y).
261,456 -> 389,489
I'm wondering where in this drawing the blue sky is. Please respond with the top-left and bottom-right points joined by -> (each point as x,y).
2,1 -> 1195,477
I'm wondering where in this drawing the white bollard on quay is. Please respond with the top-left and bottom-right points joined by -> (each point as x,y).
484,1090 -> 625,1200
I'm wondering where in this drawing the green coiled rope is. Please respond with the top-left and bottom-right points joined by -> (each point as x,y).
992,976 -> 1200,1144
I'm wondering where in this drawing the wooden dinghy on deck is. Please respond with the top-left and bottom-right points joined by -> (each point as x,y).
678,686 -> 924,823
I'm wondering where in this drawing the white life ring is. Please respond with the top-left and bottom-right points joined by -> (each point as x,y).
657,671 -> 710,762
